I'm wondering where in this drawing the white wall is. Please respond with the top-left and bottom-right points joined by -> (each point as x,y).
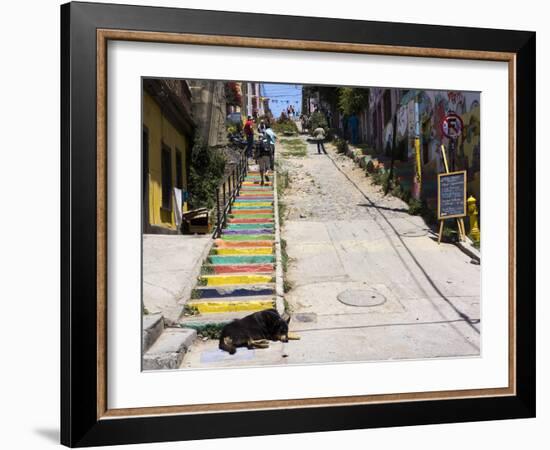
0,0 -> 546,449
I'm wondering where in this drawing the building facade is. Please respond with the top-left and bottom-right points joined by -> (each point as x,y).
241,82 -> 264,118
188,80 -> 228,148
142,79 -> 195,234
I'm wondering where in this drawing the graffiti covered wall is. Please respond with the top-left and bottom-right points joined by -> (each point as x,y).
391,90 -> 481,213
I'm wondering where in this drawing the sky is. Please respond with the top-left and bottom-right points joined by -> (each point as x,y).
261,83 -> 302,118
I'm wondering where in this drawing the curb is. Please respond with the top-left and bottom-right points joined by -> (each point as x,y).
272,167 -> 286,315
455,238 -> 481,263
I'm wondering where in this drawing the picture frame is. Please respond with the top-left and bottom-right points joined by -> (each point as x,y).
60,1 -> 536,447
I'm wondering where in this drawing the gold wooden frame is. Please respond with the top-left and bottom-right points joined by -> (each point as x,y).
96,29 -> 516,420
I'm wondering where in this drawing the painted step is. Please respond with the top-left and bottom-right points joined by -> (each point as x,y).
239,189 -> 273,192
208,255 -> 275,265
230,209 -> 273,215
235,192 -> 275,198
226,223 -> 274,229
240,185 -> 273,189
186,296 -> 276,314
211,247 -> 273,256
228,217 -> 274,224
200,273 -> 274,286
214,240 -> 273,248
233,203 -> 273,208
191,284 -> 275,300
221,234 -> 273,241
229,214 -> 273,219
223,228 -> 274,235
204,263 -> 274,274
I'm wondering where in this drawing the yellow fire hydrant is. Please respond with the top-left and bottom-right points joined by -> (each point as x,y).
467,195 -> 480,243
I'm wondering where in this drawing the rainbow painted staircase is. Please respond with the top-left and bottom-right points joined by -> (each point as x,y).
180,169 -> 281,330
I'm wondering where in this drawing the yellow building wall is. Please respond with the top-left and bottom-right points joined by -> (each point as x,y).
143,92 -> 190,231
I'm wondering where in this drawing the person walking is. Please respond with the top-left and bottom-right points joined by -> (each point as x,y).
256,137 -> 272,186
265,126 -> 277,170
243,115 -> 254,158
312,126 -> 326,154
257,119 -> 267,135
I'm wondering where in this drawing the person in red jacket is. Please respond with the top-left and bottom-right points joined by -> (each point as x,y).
243,115 -> 254,158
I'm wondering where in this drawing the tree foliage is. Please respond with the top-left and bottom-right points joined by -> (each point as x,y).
309,111 -> 328,132
338,87 -> 370,115
188,136 -> 226,210
224,82 -> 242,106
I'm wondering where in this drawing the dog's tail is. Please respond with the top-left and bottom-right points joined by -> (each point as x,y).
219,334 -> 236,355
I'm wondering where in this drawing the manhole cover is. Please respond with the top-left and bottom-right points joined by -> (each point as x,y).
337,289 -> 387,307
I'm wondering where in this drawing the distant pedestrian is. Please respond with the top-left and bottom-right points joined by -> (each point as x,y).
313,126 -> 326,154
265,126 -> 277,170
257,119 -> 267,135
256,137 -> 272,186
244,115 -> 254,158
300,114 -> 307,133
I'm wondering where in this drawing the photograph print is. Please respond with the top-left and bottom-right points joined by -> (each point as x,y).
141,78 -> 481,370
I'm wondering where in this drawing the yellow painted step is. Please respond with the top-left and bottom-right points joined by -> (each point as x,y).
187,299 -> 275,313
215,247 -> 273,255
201,274 -> 273,286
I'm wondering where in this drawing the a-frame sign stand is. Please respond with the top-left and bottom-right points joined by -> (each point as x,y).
438,145 -> 467,244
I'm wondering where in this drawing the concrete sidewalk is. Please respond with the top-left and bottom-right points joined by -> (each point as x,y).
179,136 -> 480,369
143,234 -> 213,322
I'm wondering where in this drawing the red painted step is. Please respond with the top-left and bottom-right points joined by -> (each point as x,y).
211,264 -> 274,274
228,218 -> 274,223
231,209 -> 273,215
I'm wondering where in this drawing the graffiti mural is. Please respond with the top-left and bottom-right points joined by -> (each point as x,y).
397,106 -> 408,139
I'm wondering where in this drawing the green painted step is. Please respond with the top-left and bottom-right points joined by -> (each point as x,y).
208,255 -> 275,264
226,223 -> 274,229
229,213 -> 274,219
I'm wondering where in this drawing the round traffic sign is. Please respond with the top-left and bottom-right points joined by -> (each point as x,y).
441,112 -> 464,139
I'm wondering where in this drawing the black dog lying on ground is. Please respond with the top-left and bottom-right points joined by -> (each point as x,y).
219,308 -> 300,355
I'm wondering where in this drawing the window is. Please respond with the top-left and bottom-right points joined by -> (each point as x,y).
161,145 -> 172,210
175,149 -> 183,189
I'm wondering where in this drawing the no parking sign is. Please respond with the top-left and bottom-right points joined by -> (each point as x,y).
441,112 -> 464,139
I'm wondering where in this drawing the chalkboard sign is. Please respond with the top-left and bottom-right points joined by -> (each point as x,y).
438,171 -> 466,219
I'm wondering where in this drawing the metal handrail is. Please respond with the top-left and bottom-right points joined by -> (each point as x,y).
213,151 -> 248,238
